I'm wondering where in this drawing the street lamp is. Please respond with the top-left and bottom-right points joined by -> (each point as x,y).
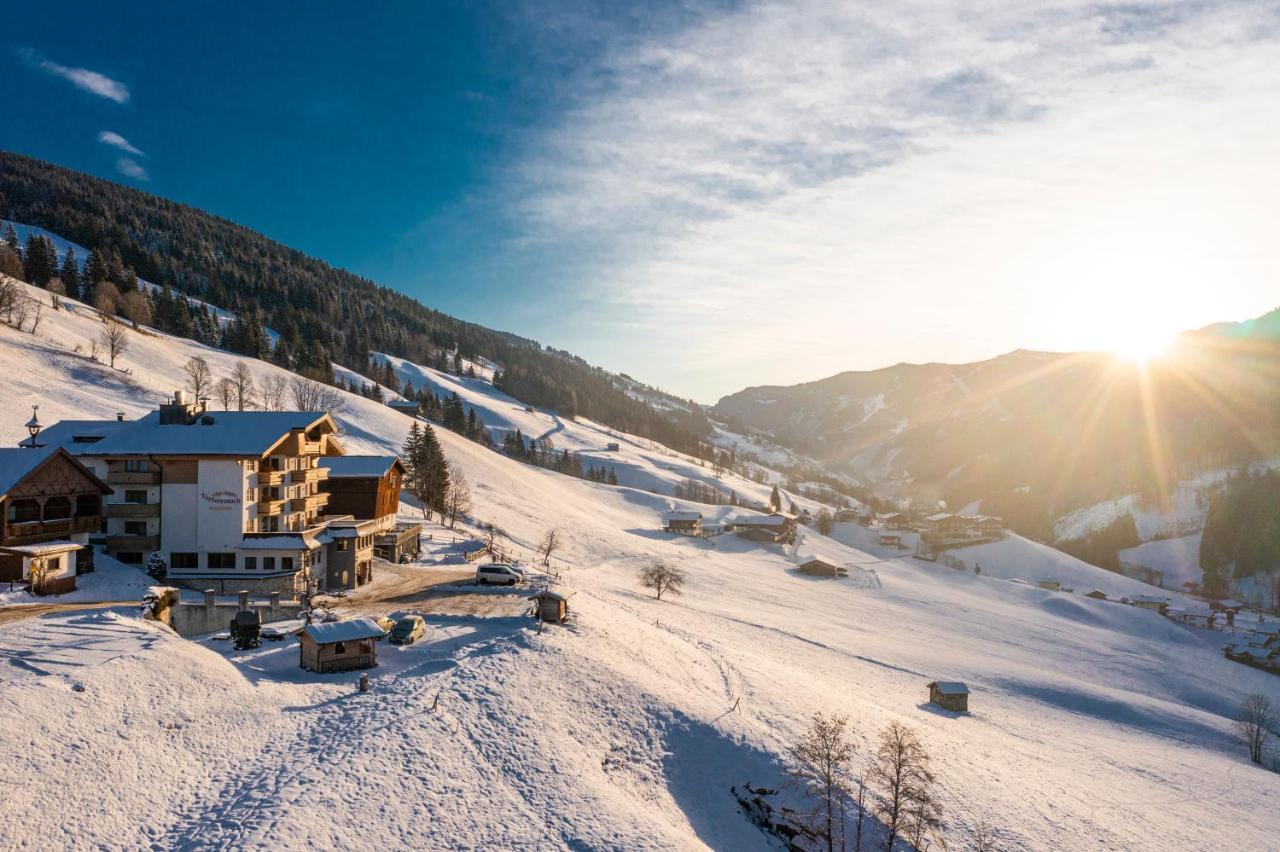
22,405 -> 41,449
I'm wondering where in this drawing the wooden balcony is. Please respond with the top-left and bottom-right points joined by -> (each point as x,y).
257,498 -> 288,516
105,502 -> 161,518
256,469 -> 287,486
290,493 -> 330,513
107,470 -> 160,485
106,534 -> 159,551
3,516 -> 100,545
288,467 -> 329,484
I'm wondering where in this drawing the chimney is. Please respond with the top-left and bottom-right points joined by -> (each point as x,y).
158,389 -> 199,425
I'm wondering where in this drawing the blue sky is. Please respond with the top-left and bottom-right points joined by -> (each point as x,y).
6,1 -> 1280,401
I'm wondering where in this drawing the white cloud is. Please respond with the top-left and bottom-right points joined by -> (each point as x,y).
97,131 -> 145,156
20,48 -> 129,103
506,0 -> 1280,399
115,157 -> 149,181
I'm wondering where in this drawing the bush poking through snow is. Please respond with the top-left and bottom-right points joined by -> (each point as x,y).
640,561 -> 685,600
789,712 -> 857,852
1238,693 -> 1277,766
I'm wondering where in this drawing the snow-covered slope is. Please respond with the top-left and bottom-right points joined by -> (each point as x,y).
1,280 -> 1278,849
372,350 -> 828,514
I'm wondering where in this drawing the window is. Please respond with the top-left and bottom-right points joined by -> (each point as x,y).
8,499 -> 39,524
245,460 -> 257,472
337,539 -> 349,552
282,557 -> 293,572
124,460 -> 150,472
124,521 -> 148,536
75,494 -> 101,517
42,497 -> 71,520
124,490 -> 148,504
334,641 -> 346,654
207,553 -> 235,570
244,556 -> 257,571
171,553 -> 198,570
263,557 -> 276,572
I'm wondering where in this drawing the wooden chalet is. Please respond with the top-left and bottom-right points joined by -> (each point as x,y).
927,680 -> 970,712
318,456 -> 405,530
297,617 -> 385,673
663,510 -> 703,535
834,508 -> 860,523
879,532 -> 902,548
386,399 -> 422,417
0,445 -> 110,592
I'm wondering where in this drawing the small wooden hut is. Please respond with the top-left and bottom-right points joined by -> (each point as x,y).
796,556 -> 848,578
297,618 -> 384,673
927,680 -> 969,712
532,590 -> 573,624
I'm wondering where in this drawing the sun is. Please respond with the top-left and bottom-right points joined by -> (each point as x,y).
1112,328 -> 1174,364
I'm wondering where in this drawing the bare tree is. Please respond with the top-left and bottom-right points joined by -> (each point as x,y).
183,356 -> 212,402
790,712 -> 857,852
0,276 -> 19,325
639,561 -> 686,600
871,722 -> 941,852
47,277 -> 65,310
26,299 -> 42,334
1238,693 -> 1277,766
231,362 -> 257,411
290,375 -> 346,414
26,555 -> 54,595
100,320 -> 129,368
119,290 -> 152,329
259,374 -> 289,411
94,281 -> 121,318
446,470 -> 472,529
538,527 -> 561,567
215,377 -> 236,411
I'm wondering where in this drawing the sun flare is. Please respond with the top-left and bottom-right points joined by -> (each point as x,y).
1111,328 -> 1174,363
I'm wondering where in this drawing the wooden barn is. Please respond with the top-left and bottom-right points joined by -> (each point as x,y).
878,533 -> 902,548
796,556 -> 848,578
927,680 -> 970,712
297,617 -> 385,673
532,590 -> 574,624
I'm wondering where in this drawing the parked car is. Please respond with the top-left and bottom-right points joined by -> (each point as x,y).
476,563 -> 524,586
374,615 -> 397,636
389,615 -> 427,645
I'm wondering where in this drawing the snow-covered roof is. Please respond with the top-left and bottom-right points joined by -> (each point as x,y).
925,512 -> 955,522
319,455 -> 399,478
929,680 -> 969,695
662,510 -> 702,522
301,617 -> 386,644
239,535 -> 323,551
36,418 -> 133,451
1169,604 -> 1214,618
1215,599 -> 1245,610
1131,594 -> 1168,604
73,411 -> 333,457
536,589 -> 575,601
0,539 -> 83,555
0,445 -> 58,498
735,514 -> 789,527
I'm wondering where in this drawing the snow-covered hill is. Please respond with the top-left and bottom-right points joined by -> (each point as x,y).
1,279 -> 1279,849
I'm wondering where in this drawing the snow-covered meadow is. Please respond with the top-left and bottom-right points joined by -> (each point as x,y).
0,279 -> 1277,849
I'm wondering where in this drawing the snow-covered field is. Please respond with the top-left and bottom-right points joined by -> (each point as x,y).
1,279 -> 1279,849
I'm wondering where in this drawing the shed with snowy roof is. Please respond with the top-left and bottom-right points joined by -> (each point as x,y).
296,617 -> 385,673
927,680 -> 970,712
663,510 -> 702,535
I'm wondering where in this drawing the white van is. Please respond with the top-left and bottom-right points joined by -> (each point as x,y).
475,563 -> 523,586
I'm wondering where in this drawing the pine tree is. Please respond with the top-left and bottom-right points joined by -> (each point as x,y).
22,233 -> 55,286
59,246 -> 80,296
443,392 -> 466,432
1,223 -> 18,254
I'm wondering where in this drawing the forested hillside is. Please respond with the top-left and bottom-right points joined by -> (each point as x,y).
1200,468 -> 1280,597
0,151 -> 711,453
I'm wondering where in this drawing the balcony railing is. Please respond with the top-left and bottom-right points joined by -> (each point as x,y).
105,534 -> 159,551
107,470 -> 161,485
105,502 -> 161,518
256,470 -> 287,486
4,517 -> 100,545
